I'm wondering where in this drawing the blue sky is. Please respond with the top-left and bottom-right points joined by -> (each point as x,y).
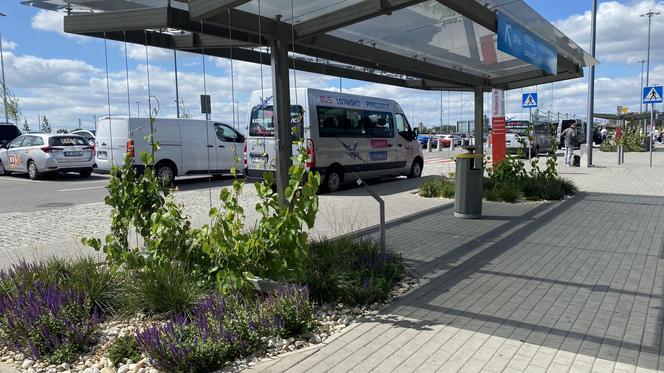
1,0 -> 663,130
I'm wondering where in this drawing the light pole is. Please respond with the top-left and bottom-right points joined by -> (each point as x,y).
0,12 -> 8,124
585,0 -> 597,167
136,101 -> 141,117
641,9 -> 660,154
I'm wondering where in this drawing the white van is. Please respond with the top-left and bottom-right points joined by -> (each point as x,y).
245,88 -> 423,192
95,117 -> 244,183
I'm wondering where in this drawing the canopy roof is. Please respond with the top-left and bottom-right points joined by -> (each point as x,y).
22,0 -> 596,91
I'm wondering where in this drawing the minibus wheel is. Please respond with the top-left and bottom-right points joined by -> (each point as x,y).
408,159 -> 423,178
324,167 -> 343,193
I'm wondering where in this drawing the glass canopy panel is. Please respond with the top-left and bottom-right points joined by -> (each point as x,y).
236,0 -> 367,24
328,1 -> 540,79
21,0 -> 187,13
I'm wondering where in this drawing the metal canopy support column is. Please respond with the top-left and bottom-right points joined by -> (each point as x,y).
271,35 -> 292,204
474,86 -> 484,159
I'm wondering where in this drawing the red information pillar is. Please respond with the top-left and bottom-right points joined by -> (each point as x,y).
491,89 -> 506,165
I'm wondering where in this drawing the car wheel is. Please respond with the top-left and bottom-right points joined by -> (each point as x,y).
79,169 -> 92,178
28,161 -> 41,180
155,162 -> 176,185
408,160 -> 423,178
0,161 -> 9,176
323,168 -> 343,193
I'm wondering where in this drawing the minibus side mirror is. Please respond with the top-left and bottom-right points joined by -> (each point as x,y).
413,128 -> 419,137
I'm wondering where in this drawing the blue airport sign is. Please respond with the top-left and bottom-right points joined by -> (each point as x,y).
497,12 -> 558,75
522,93 -> 538,108
643,86 -> 663,104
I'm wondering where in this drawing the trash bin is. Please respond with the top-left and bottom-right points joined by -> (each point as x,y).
454,146 -> 483,219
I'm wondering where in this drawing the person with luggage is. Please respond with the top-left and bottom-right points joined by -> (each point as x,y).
561,123 -> 577,167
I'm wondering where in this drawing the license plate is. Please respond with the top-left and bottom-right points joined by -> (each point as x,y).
250,154 -> 268,164
65,151 -> 83,157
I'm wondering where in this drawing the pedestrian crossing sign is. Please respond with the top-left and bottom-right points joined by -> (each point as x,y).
643,86 -> 663,104
522,93 -> 538,108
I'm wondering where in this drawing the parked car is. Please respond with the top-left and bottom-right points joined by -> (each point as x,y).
436,134 -> 454,148
245,88 -> 423,192
95,117 -> 244,184
0,123 -> 21,148
71,129 -> 96,147
417,134 -> 433,148
0,133 -> 94,179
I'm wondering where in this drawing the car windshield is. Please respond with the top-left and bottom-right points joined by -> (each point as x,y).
49,136 -> 88,146
0,125 -> 21,142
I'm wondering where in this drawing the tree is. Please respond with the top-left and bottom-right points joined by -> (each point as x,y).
1,82 -> 20,125
56,128 -> 69,134
179,99 -> 192,119
22,118 -> 29,132
40,115 -> 52,133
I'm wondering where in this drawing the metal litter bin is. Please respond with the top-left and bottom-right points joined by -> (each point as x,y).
454,146 -> 483,219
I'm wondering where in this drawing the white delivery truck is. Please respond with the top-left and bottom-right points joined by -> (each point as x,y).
95,117 -> 244,183
244,88 -> 423,192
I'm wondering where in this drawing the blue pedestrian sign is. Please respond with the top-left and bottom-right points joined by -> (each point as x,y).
522,93 -> 538,108
497,12 -> 558,75
643,86 -> 663,104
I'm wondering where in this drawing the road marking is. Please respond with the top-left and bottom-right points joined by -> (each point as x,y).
0,177 -> 42,183
58,186 -> 107,192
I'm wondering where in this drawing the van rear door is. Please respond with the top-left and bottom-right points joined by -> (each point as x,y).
95,118 -> 128,170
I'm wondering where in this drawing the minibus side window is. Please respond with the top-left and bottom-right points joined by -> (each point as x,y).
395,113 -> 413,139
364,111 -> 394,138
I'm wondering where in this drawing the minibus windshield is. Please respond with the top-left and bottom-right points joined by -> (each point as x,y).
249,105 -> 303,138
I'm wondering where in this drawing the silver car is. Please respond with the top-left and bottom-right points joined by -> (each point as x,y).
0,133 -> 95,179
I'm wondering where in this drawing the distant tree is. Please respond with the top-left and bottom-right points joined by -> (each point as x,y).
179,99 -> 192,119
22,118 -> 29,132
40,115 -> 52,133
1,82 -> 20,125
56,128 -> 69,134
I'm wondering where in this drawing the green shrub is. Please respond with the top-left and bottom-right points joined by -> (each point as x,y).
107,335 -> 142,365
269,286 -> 314,337
123,264 -> 207,317
559,178 -> 578,196
419,178 -> 455,198
485,184 -> 521,203
306,237 -> 403,305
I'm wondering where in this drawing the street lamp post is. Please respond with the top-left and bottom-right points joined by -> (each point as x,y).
638,60 -> 646,113
585,0 -> 597,167
0,12 -> 8,124
641,9 -> 661,156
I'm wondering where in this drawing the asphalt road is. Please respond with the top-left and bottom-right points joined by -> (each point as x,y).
0,151 -> 457,214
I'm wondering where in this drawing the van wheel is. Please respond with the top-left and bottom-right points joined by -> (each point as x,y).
408,159 -> 423,178
28,161 -> 41,180
155,162 -> 176,185
323,168 -> 343,193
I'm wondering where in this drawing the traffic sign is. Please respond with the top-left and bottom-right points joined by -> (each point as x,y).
621,106 -> 628,114
643,86 -> 663,104
522,93 -> 538,108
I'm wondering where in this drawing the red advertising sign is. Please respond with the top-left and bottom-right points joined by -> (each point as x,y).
491,89 -> 507,165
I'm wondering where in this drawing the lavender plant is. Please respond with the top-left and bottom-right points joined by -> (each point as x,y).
0,281 -> 100,363
135,286 -> 314,372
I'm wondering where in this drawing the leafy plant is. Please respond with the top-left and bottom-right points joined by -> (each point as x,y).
107,335 -> 142,365
485,184 -> 522,203
419,177 -> 455,198
267,285 -> 314,337
123,264 -> 207,317
306,237 -> 403,305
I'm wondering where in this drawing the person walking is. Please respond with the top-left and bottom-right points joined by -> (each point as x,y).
561,123 -> 577,167
600,127 -> 608,142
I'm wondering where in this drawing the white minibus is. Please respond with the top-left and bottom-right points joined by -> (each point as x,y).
244,88 -> 423,192
95,117 -> 244,183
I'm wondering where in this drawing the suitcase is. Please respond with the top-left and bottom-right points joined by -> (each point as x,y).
573,155 -> 581,167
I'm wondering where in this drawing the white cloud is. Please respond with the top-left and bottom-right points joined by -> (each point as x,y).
556,0 -> 664,64
30,10 -> 87,41
1,39 -> 17,50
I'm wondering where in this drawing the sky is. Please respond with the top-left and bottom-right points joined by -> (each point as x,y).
0,0 -> 663,131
